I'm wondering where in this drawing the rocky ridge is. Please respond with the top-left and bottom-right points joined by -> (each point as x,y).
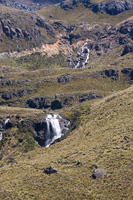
60,0 -> 133,15
0,0 -> 65,11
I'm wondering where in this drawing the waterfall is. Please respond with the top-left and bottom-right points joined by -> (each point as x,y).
0,118 -> 10,141
74,43 -> 90,68
0,133 -> 2,141
44,114 -> 62,147
4,118 -> 10,130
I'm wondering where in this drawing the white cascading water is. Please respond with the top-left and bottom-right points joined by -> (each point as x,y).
0,133 -> 2,141
44,114 -> 62,147
0,118 -> 10,141
4,118 -> 10,130
75,43 -> 90,68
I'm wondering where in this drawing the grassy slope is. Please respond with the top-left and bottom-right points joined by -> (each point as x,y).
0,86 -> 132,200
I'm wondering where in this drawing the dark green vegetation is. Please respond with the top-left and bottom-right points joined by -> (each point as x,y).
0,0 -> 133,199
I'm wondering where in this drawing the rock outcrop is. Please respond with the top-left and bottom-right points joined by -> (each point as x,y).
103,69 -> 120,80
121,68 -> 133,80
27,96 -> 53,109
44,166 -> 58,174
2,89 -> 32,100
27,92 -> 103,110
122,43 -> 133,56
92,1 -> 133,15
61,0 -> 133,15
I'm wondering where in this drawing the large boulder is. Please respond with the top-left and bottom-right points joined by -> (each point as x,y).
92,168 -> 107,179
44,166 -> 58,174
51,100 -> 63,110
57,73 -> 73,83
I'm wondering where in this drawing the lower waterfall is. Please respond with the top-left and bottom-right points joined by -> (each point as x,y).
34,114 -> 70,147
44,114 -> 62,147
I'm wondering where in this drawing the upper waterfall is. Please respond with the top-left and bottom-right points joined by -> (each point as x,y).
75,43 -> 90,68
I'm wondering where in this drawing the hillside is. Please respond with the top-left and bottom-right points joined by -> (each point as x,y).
0,86 -> 132,199
0,0 -> 133,199
0,0 -> 65,11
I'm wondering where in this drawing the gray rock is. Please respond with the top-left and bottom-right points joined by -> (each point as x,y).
79,93 -> 103,102
121,68 -> 133,80
51,100 -> 63,110
122,43 -> 133,56
119,37 -> 128,45
1,79 -> 15,86
57,73 -> 73,83
2,89 -> 32,100
92,169 -> 107,179
104,69 -> 120,80
27,96 -> 53,109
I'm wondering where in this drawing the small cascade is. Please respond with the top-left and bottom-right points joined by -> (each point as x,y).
0,133 -> 2,141
4,118 -> 10,130
75,43 -> 90,68
44,114 -> 62,147
0,118 -> 10,141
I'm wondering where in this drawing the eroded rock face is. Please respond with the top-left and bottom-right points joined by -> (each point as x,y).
27,96 -> 53,109
27,91 -> 103,110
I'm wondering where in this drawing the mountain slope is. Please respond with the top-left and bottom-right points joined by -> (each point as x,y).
0,1 -> 133,199
0,86 -> 132,199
